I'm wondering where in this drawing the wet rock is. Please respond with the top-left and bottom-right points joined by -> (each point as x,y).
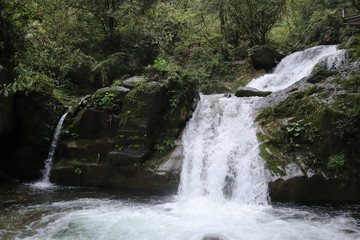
202,233 -> 229,240
108,149 -> 149,166
269,175 -> 360,203
50,163 -> 178,193
235,87 -> 271,97
122,76 -> 146,89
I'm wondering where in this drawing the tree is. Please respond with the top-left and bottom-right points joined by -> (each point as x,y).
228,0 -> 286,46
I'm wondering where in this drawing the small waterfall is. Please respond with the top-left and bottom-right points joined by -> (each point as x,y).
179,95 -> 269,204
247,45 -> 347,91
179,45 -> 347,204
36,112 -> 68,187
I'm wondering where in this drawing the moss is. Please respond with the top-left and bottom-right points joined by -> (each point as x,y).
307,70 -> 334,84
259,143 -> 286,176
340,74 -> 360,93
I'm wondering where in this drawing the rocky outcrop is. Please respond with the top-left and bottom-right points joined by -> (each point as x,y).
235,87 -> 271,97
51,76 -> 196,192
269,175 -> 360,203
257,61 -> 360,203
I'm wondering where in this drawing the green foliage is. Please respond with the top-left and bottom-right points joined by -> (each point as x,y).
154,130 -> 177,156
334,96 -> 360,139
228,0 -> 286,45
94,93 -> 120,111
327,153 -> 346,172
304,10 -> 342,45
74,168 -> 83,175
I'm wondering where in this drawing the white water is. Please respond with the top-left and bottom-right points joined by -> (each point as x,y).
34,112 -> 68,188
179,95 -> 268,204
7,45 -> 358,240
247,45 -> 347,91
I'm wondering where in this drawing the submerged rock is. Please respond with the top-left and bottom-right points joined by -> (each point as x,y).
235,87 -> 271,97
202,233 -> 229,240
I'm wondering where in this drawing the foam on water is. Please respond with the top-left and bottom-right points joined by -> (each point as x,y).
9,198 -> 359,240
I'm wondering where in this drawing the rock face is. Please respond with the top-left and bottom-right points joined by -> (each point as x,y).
52,76 -> 196,192
235,87 -> 271,97
257,61 -> 360,203
269,175 -> 360,203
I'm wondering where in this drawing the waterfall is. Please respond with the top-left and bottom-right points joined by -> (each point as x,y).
247,45 -> 347,91
178,45 -> 347,204
179,95 -> 269,204
36,112 -> 68,187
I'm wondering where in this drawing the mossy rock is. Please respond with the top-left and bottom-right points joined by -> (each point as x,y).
121,82 -> 164,128
92,86 -> 130,112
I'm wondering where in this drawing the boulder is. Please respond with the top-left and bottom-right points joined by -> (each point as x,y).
250,46 -> 285,71
122,76 -> 146,89
202,233 -> 229,240
269,175 -> 360,203
93,86 -> 130,99
235,87 -> 271,97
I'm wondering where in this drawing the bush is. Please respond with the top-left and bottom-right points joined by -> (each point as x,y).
304,10 -> 342,45
327,153 -> 346,172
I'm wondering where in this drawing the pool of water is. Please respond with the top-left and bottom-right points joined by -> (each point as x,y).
0,183 -> 359,240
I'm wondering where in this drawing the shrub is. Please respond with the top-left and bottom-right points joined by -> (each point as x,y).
327,153 -> 346,172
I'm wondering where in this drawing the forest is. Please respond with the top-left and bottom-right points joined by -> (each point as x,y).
1,0 -> 360,99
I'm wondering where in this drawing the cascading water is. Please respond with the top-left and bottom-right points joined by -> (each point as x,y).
178,45 -> 347,205
35,112 -> 68,188
179,95 -> 268,204
247,45 -> 347,91
2,46 -> 359,240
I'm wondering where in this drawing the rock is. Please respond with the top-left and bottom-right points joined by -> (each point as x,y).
156,142 -> 183,176
52,76 -> 197,191
50,163 -> 178,193
224,93 -> 232,98
71,108 -> 119,139
121,82 -> 164,130
269,175 -> 360,203
122,76 -> 146,89
202,233 -> 229,240
205,82 -> 232,94
108,149 -> 149,166
250,45 -> 285,71
94,86 -> 130,98
235,87 -> 271,97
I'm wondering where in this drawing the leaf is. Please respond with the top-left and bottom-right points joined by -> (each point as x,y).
4,89 -> 9,97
